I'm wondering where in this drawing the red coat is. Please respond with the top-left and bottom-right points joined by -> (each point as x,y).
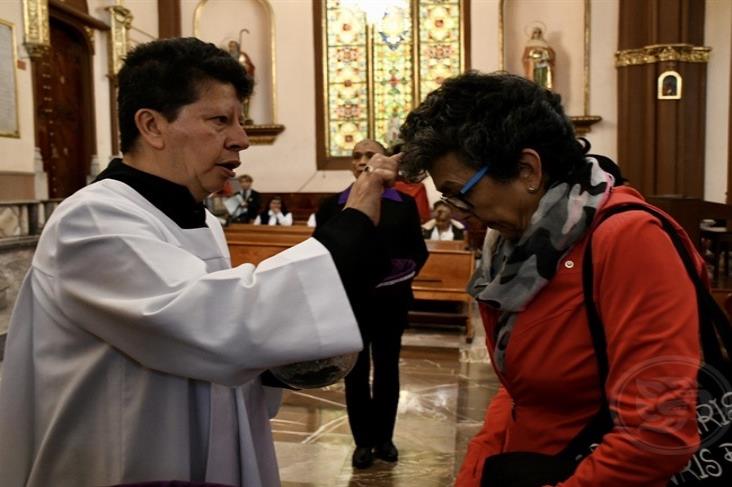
393,181 -> 431,223
456,187 -> 703,486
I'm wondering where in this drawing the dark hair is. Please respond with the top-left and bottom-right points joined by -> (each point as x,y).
118,37 -> 253,154
399,71 -> 585,186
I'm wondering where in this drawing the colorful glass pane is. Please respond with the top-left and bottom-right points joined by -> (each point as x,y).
373,1 -> 413,147
322,0 -> 464,157
418,0 -> 462,101
325,1 -> 368,156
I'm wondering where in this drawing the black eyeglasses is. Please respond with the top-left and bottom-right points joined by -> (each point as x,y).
440,165 -> 489,211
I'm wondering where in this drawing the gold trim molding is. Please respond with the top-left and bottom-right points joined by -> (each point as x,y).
570,115 -> 602,136
83,26 -> 95,54
243,123 -> 285,144
615,44 -> 711,67
106,4 -> 133,77
22,0 -> 50,59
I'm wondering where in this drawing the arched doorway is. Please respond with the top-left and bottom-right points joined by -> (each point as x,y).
33,13 -> 96,199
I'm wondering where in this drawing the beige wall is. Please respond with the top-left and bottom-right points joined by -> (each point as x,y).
705,0 -> 731,203
0,4 -> 36,176
0,0 -> 728,202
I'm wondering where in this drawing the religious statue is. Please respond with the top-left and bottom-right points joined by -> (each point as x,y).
226,37 -> 256,124
522,27 -> 555,90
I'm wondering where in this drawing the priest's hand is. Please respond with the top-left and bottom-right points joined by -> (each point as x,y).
344,153 -> 400,225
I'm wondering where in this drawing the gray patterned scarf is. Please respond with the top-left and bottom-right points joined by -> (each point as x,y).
468,157 -> 614,372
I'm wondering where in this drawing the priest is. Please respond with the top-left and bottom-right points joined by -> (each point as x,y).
0,38 -> 395,486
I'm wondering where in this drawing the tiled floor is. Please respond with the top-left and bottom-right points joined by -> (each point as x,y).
273,320 -> 498,487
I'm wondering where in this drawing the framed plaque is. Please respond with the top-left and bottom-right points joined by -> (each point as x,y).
657,70 -> 682,100
0,19 -> 19,138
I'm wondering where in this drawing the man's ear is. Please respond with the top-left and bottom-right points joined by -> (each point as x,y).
518,148 -> 544,192
134,109 -> 167,150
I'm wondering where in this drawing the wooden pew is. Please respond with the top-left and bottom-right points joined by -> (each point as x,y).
225,226 -> 476,341
225,224 -> 311,266
225,223 -> 313,239
411,240 -> 476,342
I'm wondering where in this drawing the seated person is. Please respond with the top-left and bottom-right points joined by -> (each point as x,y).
422,201 -> 465,240
253,196 -> 293,226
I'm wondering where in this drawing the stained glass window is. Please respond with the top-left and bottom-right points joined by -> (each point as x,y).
318,0 -> 467,162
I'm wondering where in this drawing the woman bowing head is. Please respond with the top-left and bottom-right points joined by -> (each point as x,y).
399,72 -> 706,487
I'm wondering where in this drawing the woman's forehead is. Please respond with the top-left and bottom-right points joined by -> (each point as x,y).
430,152 -> 473,190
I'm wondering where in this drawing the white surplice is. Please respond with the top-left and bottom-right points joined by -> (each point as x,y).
0,179 -> 362,486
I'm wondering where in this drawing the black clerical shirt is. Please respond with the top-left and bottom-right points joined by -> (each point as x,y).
95,158 -> 207,229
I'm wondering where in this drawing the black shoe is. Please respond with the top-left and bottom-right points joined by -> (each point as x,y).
374,441 -> 398,462
352,446 -> 374,469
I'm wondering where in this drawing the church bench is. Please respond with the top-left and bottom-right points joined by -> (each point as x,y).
225,223 -> 313,238
411,240 -> 476,342
225,228 -> 476,341
225,225 -> 312,266
227,240 -> 298,268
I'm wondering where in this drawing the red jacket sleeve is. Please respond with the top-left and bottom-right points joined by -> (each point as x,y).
456,385 -> 513,487
557,212 -> 701,487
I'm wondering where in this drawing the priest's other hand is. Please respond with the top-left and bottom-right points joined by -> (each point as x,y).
344,153 -> 401,225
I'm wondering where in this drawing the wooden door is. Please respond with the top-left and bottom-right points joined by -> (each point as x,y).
35,17 -> 94,199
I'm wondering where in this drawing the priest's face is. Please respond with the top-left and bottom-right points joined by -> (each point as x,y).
164,81 -> 250,201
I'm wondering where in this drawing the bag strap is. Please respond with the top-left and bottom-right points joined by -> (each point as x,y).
582,203 -> 732,390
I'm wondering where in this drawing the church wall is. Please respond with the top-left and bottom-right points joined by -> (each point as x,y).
0,3 -> 36,179
587,0 -> 618,162
88,1 -> 114,175
704,0 -> 731,203
87,0 -> 161,171
0,0 -> 729,203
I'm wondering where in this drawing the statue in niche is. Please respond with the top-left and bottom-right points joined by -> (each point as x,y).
522,26 -> 555,90
226,30 -> 256,124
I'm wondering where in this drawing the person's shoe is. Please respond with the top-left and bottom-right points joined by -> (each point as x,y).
374,441 -> 399,462
351,446 -> 374,469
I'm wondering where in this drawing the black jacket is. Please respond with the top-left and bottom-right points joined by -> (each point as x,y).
316,188 -> 428,314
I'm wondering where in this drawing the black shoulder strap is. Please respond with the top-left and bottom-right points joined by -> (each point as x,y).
582,203 -> 732,389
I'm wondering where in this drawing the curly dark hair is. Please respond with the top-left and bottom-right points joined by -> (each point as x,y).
118,37 -> 253,154
398,71 -> 585,186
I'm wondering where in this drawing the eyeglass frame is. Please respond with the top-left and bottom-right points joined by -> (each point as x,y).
440,164 -> 490,211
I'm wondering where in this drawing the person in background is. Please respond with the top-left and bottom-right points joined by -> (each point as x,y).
399,71 -> 704,486
306,212 -> 317,227
421,200 -> 465,240
231,173 -> 261,223
316,138 -> 428,470
253,195 -> 292,226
